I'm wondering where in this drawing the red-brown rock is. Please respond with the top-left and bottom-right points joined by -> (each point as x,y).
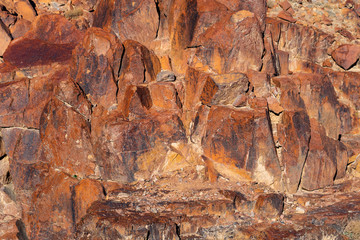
215,0 -> 267,31
192,10 -> 264,74
277,110 -> 311,193
71,27 -> 123,110
331,44 -> 360,70
301,120 -> 338,191
14,0 -> 36,22
0,19 -> 11,56
277,10 -> 296,23
202,106 -> 282,188
93,0 -> 159,49
73,179 -> 104,223
91,113 -> 186,182
0,79 -> 29,127
9,18 -> 31,39
182,67 -> 218,135
272,18 -> 335,72
3,38 -> 73,68
40,98 -> 97,178
254,193 -> 284,219
29,171 -> 78,239
25,14 -> 83,45
3,14 -> 83,68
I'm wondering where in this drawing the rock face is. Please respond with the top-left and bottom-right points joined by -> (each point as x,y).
0,0 -> 360,239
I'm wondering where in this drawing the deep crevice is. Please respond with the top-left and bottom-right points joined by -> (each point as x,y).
3,170 -> 11,184
338,134 -> 342,141
101,184 -> 107,197
269,109 -> 283,116
146,229 -> 150,240
0,154 -> 7,161
117,44 -> 126,78
185,45 -> 202,49
143,68 -> 147,83
28,0 -> 38,15
16,220 -> 29,240
333,168 -> 338,181
175,223 -> 181,239
154,0 -> 161,38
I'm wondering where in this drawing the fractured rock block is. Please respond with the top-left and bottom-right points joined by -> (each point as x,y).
71,27 -> 123,110
40,98 -> 97,178
93,0 -> 159,49
202,106 -> 282,188
278,110 -> 311,193
254,193 -> 284,219
193,10 -> 264,74
73,179 -> 104,223
301,120 -> 337,191
0,19 -> 11,56
29,171 -> 78,239
14,0 -> 36,22
331,44 -> 360,70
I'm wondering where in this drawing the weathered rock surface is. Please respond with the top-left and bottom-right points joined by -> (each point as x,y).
0,0 -> 360,239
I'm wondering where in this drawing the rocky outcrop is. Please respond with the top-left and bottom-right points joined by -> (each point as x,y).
0,0 -> 360,239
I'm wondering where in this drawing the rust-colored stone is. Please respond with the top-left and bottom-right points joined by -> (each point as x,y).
29,171 -> 78,239
202,106 -> 281,187
254,193 -> 284,219
193,10 -> 264,74
301,120 -> 337,191
93,0 -> 159,49
331,44 -> 360,70
9,18 -> 31,39
14,0 -> 36,22
40,98 -> 97,178
73,179 -> 104,223
71,27 -> 123,110
0,79 -> 29,127
0,19 -> 11,56
3,38 -> 74,68
277,10 -> 296,23
278,110 -> 311,193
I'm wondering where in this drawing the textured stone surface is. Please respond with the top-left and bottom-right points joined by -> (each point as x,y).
192,10 -> 264,74
0,20 -> 11,56
331,44 -> 360,70
71,27 -> 123,110
0,0 -> 360,239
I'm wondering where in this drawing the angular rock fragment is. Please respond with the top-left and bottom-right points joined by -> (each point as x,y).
211,73 -> 249,105
277,10 -> 296,23
14,0 -> 36,22
301,121 -> 338,191
0,79 -> 29,127
0,19 -> 11,56
254,193 -> 284,219
274,18 -> 335,72
331,44 -> 360,70
156,70 -> 176,82
9,18 -> 31,39
202,106 -> 282,188
3,38 -> 73,68
91,112 -> 186,182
